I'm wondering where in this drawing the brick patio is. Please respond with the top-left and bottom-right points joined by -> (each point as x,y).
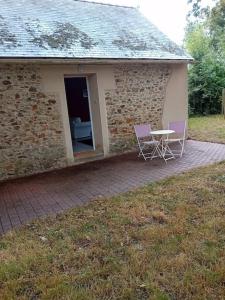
1,140 -> 225,234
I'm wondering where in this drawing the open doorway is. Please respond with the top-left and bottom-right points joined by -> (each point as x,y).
64,77 -> 94,153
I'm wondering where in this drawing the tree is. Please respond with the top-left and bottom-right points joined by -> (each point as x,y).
185,0 -> 225,115
208,0 -> 225,54
187,0 -> 211,18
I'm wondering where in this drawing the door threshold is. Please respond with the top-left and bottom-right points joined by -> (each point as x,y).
74,151 -> 104,164
74,150 -> 103,159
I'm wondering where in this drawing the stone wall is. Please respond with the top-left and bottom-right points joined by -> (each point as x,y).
0,64 -> 67,181
105,64 -> 171,152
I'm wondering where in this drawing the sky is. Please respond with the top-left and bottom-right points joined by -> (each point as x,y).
86,0 -> 215,45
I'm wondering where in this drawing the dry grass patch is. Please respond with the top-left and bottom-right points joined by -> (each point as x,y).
189,114 -> 225,143
1,163 -> 225,299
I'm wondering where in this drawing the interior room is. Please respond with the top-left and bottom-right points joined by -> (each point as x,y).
64,77 -> 94,153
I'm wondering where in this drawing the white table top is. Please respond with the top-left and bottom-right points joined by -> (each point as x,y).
150,129 -> 175,135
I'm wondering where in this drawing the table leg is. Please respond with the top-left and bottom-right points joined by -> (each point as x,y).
161,135 -> 175,162
151,141 -> 162,159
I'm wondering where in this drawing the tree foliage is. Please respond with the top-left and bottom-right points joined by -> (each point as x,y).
187,0 -> 211,18
209,0 -> 225,53
185,0 -> 225,115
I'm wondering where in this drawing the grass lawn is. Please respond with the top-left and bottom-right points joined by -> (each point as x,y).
1,163 -> 225,299
189,114 -> 225,143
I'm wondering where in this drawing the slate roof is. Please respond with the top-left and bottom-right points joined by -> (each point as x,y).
0,0 -> 192,61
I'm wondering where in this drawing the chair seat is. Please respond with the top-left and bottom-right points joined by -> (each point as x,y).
165,138 -> 183,143
143,140 -> 159,145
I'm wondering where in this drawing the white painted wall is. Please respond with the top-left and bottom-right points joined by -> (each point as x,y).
39,64 -> 116,164
162,64 -> 188,133
39,62 -> 188,165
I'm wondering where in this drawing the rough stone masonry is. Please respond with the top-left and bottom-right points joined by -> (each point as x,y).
0,64 -> 67,181
105,64 -> 171,152
0,63 -> 171,181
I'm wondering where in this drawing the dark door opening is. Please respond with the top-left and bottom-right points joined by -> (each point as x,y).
64,77 -> 94,153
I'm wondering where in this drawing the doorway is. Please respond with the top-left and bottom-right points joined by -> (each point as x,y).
64,77 -> 94,153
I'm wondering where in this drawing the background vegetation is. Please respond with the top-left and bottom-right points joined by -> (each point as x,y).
189,114 -> 225,143
185,0 -> 225,115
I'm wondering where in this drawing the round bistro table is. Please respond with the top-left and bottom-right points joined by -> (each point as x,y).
150,129 -> 175,162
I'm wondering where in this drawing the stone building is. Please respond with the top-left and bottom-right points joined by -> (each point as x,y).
0,0 -> 192,181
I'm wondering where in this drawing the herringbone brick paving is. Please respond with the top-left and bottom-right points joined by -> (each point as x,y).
1,140 -> 225,234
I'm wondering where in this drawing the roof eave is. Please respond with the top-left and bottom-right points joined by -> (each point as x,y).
0,57 -> 194,64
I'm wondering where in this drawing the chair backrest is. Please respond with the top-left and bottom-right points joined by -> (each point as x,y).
134,124 -> 151,139
168,120 -> 186,136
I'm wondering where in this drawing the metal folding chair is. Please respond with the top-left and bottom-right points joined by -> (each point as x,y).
165,120 -> 186,157
134,124 -> 161,160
